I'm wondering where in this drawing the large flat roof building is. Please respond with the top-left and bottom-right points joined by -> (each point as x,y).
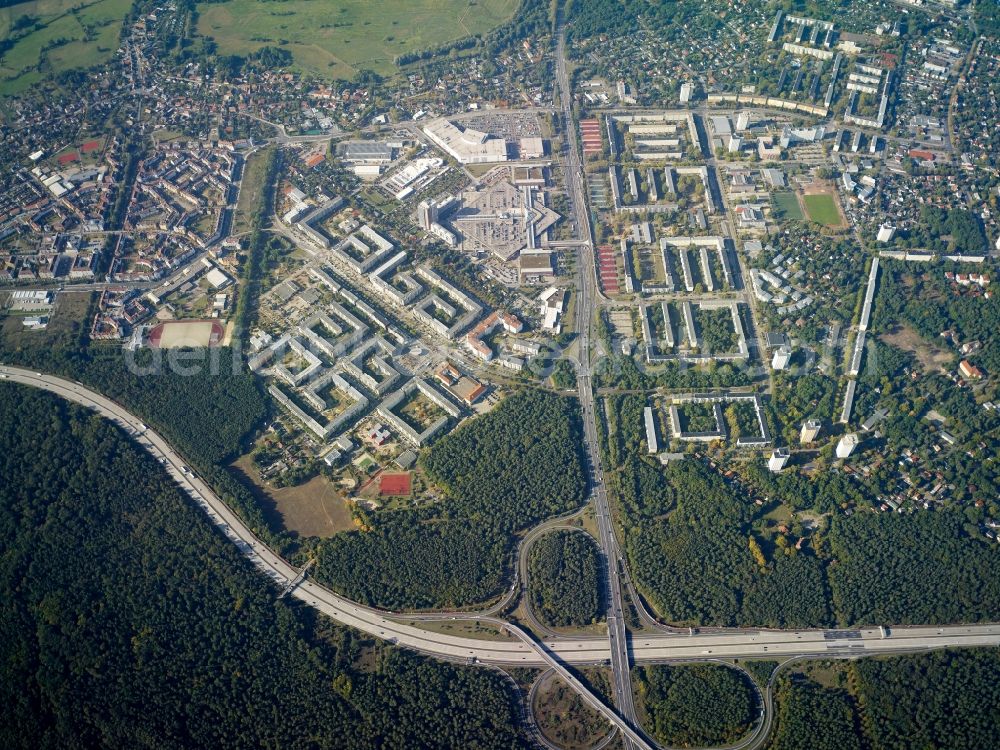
423,119 -> 509,164
336,141 -> 396,164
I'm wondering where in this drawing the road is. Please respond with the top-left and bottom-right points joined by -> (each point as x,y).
553,12 -> 648,747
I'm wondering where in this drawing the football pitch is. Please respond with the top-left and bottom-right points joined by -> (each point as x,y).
197,0 -> 519,80
803,193 -> 843,227
148,320 -> 225,349
772,192 -> 804,221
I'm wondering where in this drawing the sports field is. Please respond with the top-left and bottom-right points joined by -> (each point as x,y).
197,0 -> 519,79
772,191 -> 804,221
0,0 -> 130,95
802,193 -> 842,227
147,320 -> 225,349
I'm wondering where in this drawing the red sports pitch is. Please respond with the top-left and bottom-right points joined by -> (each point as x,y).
379,473 -> 412,497
147,320 -> 225,348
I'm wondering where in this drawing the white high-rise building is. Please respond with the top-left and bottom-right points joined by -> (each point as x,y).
877,223 -> 896,243
769,447 -> 790,472
800,419 -> 822,443
836,433 -> 859,458
417,199 -> 436,230
772,345 -> 792,370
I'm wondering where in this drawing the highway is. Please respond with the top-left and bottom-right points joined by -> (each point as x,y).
554,13 -> 648,747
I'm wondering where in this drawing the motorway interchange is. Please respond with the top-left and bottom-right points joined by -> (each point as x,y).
5,361 -> 1000,750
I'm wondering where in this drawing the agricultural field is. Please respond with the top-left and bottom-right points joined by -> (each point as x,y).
0,0 -> 130,94
197,0 -> 519,80
802,193 -> 843,228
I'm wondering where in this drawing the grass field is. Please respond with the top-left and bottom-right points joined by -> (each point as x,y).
880,323 -> 954,374
772,191 -> 804,221
0,291 -> 92,349
802,193 -> 842,227
265,474 -> 355,537
0,0 -> 130,95
233,147 -> 275,235
197,0 -> 519,80
232,456 -> 356,537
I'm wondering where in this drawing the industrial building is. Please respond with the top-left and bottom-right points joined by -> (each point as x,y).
336,141 -> 396,164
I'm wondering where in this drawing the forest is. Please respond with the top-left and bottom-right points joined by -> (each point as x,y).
565,0 -> 700,40
527,530 -> 602,627
621,456 -> 831,627
852,649 -> 1000,750
767,676 -> 862,750
0,334 -> 281,547
314,511 -> 509,609
634,664 -> 756,748
0,383 -> 529,749
313,390 -> 587,610
606,388 -> 1000,628
908,206 -> 989,256
827,511 -> 1000,626
422,389 -> 586,531
609,395 -> 831,628
768,650 -> 1000,750
741,459 -> 867,514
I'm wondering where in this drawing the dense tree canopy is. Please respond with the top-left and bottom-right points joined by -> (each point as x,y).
0,383 -> 528,749
768,677 -> 862,750
769,650 -> 1000,750
606,385 -> 1000,628
853,649 -> 1000,750
423,389 -> 587,530
828,511 -> 1000,626
610,396 -> 831,628
0,337 -> 277,546
527,530 -> 602,627
635,664 -> 756,748
316,513 -> 508,609
621,457 -> 831,627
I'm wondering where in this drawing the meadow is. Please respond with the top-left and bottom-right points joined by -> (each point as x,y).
197,0 -> 519,79
0,0 -> 129,94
